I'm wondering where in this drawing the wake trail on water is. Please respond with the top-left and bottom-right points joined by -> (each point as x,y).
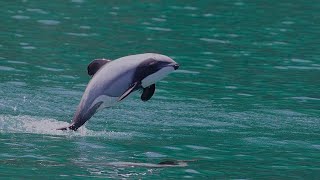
0,115 -> 132,138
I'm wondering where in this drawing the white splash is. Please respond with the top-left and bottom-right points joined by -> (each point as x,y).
0,115 -> 132,139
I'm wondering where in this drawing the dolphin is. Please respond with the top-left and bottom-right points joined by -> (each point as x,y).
57,53 -> 179,131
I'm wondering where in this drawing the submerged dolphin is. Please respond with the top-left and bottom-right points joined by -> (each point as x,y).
58,53 -> 179,131
74,160 -> 196,168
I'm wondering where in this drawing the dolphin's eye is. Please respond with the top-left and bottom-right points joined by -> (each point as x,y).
149,61 -> 157,66
148,61 -> 159,71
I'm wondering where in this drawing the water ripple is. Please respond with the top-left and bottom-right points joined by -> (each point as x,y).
291,58 -> 312,63
11,15 -> 30,20
79,25 -> 91,29
36,66 -> 64,72
170,6 -> 198,11
65,32 -> 98,37
200,38 -> 230,44
144,152 -> 167,158
0,66 -> 15,71
22,46 -> 36,50
37,20 -> 61,25
291,97 -> 320,101
151,17 -> 166,22
26,8 -> 49,14
71,0 -> 85,3
146,27 -> 172,32
185,145 -> 211,150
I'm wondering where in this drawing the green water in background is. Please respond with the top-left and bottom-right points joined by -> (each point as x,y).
1,0 -> 320,179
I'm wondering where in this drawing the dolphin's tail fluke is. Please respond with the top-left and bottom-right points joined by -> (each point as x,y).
56,124 -> 78,131
57,102 -> 100,131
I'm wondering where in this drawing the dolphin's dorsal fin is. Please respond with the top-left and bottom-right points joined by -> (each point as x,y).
87,59 -> 112,77
118,82 -> 139,102
141,84 -> 155,101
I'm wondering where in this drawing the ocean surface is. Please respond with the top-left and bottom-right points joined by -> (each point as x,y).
1,0 -> 319,179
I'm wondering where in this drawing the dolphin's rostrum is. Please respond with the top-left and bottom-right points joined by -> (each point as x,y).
58,53 -> 179,131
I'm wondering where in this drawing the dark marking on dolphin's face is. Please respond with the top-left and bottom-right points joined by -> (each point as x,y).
118,56 -> 179,101
133,58 -> 161,82
134,57 -> 179,88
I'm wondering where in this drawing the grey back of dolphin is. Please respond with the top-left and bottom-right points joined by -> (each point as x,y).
58,53 -> 179,131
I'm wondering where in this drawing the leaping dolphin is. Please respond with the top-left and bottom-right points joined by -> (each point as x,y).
58,53 -> 179,131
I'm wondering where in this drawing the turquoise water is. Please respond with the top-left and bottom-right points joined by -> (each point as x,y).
1,0 -> 320,179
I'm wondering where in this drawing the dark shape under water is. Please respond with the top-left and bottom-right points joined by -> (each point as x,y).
158,160 -> 179,165
74,159 -> 196,168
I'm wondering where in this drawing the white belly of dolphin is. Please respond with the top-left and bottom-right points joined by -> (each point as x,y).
141,66 -> 174,88
89,95 -> 119,112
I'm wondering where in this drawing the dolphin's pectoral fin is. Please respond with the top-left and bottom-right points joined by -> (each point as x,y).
118,82 -> 139,102
141,84 -> 155,101
87,59 -> 112,77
